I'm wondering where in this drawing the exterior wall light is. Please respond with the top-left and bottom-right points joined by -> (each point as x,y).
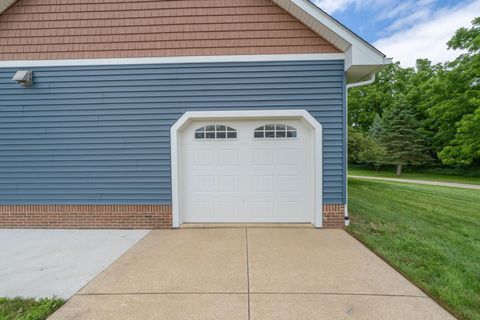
12,70 -> 33,87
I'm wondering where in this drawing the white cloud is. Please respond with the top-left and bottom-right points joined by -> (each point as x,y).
312,0 -> 382,14
374,0 -> 480,67
312,0 -> 356,13
377,0 -> 434,21
377,0 -> 435,33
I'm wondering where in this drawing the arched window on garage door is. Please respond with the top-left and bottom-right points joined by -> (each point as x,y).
194,124 -> 237,139
254,124 -> 297,139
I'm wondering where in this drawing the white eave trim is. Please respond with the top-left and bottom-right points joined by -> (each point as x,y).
0,53 -> 345,68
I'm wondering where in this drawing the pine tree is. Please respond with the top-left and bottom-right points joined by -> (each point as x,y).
381,107 -> 430,175
369,114 -> 384,139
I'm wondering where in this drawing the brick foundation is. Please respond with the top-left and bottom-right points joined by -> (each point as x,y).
0,204 -> 345,229
322,204 -> 346,228
0,205 -> 172,229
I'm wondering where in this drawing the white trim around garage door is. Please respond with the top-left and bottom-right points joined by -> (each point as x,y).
170,109 -> 323,228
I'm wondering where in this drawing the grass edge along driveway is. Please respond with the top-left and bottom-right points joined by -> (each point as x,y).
0,297 -> 64,320
347,178 -> 480,320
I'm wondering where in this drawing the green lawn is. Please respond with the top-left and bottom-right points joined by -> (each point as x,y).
0,297 -> 64,320
348,168 -> 480,185
348,178 -> 480,320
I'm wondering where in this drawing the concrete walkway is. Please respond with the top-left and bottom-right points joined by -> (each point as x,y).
0,229 -> 148,299
50,228 -> 455,320
349,175 -> 480,190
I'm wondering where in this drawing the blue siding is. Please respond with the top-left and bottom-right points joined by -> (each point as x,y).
0,60 -> 346,204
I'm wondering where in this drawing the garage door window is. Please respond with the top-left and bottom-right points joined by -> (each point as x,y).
195,125 -> 237,139
254,124 -> 297,139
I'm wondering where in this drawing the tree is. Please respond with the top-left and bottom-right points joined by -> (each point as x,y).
423,18 -> 480,161
380,107 -> 430,175
346,17 -> 480,169
447,17 -> 480,53
348,63 -> 414,131
348,127 -> 387,169
439,107 -> 480,166
369,114 -> 384,139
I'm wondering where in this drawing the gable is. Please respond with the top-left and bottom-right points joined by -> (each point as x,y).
0,0 -> 341,61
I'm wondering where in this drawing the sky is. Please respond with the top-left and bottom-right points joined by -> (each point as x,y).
312,0 -> 480,67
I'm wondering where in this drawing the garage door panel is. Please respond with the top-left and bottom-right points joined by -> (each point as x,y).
217,201 -> 242,218
278,175 -> 299,192
277,201 -> 301,218
192,201 -> 216,219
181,119 -> 314,223
253,175 -> 275,193
252,149 -> 274,165
253,201 -> 275,219
218,149 -> 240,165
194,175 -> 215,192
277,148 -> 299,165
218,175 -> 240,193
193,149 -> 216,166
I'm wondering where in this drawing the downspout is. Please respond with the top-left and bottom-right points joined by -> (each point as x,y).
344,73 -> 376,227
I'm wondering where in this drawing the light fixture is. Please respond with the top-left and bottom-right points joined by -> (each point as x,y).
12,70 -> 33,87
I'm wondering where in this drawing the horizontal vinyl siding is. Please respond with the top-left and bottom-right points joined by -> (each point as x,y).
0,60 -> 345,204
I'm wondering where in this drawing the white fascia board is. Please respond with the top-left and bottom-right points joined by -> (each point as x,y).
0,53 -> 345,68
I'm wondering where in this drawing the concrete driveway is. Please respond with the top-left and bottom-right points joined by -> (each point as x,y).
50,227 -> 455,320
0,229 -> 148,299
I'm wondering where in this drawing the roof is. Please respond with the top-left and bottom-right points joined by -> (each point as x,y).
0,0 -> 390,83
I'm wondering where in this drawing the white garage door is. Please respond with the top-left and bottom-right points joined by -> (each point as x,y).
179,119 -> 314,223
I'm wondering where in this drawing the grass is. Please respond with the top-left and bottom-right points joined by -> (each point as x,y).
347,178 -> 480,320
0,297 -> 64,320
349,167 -> 480,185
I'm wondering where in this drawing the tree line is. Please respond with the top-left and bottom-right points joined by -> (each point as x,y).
348,18 -> 479,175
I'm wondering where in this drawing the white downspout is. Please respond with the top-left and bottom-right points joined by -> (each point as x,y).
344,73 -> 377,226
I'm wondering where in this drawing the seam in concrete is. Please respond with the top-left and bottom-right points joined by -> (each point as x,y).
76,292 -> 427,298
249,293 -> 427,298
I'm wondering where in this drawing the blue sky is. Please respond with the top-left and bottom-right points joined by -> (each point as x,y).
312,0 -> 480,66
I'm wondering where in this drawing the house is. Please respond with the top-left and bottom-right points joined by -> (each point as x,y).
0,0 -> 390,229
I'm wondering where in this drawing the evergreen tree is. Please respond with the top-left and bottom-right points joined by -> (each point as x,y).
380,107 -> 430,175
369,114 -> 384,139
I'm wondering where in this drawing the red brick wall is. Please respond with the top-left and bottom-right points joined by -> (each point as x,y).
0,0 -> 340,60
0,204 -> 345,229
322,204 -> 345,228
0,205 -> 172,229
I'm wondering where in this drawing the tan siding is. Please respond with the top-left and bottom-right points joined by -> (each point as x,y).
0,0 -> 340,60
